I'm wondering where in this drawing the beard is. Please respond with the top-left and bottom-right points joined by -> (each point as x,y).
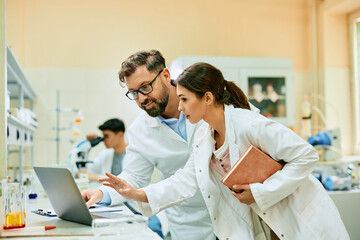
141,84 -> 170,117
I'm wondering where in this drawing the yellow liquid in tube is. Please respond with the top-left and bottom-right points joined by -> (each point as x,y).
3,212 -> 25,229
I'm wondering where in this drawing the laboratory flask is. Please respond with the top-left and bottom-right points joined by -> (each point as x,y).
2,182 -> 26,229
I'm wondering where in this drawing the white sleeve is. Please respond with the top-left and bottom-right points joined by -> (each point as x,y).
248,118 -> 318,211
99,128 -> 156,206
138,152 -> 198,217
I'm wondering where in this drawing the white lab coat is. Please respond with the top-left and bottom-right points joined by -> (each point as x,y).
99,111 -> 216,240
85,148 -> 115,176
139,104 -> 349,240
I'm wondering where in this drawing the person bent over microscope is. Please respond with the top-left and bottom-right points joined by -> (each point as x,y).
67,118 -> 127,182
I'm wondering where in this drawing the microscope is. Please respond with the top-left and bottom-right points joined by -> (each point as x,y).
66,137 -> 104,177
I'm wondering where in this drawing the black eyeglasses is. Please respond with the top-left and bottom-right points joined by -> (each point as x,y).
125,69 -> 164,100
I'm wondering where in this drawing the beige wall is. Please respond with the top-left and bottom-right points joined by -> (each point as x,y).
5,0 -> 360,168
7,0 -> 311,71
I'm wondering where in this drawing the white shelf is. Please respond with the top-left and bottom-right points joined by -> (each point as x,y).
7,113 -> 36,132
6,46 -> 37,184
7,47 -> 35,99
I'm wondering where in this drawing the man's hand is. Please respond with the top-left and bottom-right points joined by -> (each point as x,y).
231,184 -> 255,205
86,134 -> 99,141
99,172 -> 148,203
81,189 -> 103,208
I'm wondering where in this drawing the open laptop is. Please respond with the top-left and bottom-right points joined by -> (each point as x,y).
33,167 -> 110,226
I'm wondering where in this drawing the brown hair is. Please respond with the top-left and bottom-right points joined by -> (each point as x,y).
176,63 -> 250,110
118,50 -> 166,83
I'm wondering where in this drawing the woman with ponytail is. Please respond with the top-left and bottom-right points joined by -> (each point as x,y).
101,63 -> 348,240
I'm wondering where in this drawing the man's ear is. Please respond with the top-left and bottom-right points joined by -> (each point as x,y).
204,92 -> 214,105
162,68 -> 171,82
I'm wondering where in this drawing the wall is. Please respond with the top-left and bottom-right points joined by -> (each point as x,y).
24,68 -> 141,166
7,0 -> 311,71
6,0 -> 313,166
9,0 -> 356,168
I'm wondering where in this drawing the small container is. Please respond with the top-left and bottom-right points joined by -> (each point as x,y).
2,182 -> 26,229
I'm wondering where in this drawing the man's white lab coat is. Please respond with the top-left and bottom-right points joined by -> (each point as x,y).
139,104 -> 349,240
99,111 -> 216,240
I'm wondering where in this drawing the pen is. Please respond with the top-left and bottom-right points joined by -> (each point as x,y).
4,225 -> 56,232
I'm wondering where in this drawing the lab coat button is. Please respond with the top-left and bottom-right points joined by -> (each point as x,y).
199,169 -> 202,173
208,195 -> 210,198
196,145 -> 199,148
281,234 -> 284,237
263,212 -> 266,215
214,217 -> 216,221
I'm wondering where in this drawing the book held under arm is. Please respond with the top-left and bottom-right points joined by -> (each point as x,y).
221,145 -> 283,189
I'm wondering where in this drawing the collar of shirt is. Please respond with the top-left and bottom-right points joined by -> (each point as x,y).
157,111 -> 187,141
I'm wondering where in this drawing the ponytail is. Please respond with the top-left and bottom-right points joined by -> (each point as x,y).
223,80 -> 251,110
176,62 -> 251,110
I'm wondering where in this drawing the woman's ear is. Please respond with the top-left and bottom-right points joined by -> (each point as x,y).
204,92 -> 214,105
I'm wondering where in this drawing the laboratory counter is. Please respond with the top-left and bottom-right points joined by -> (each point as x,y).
328,189 -> 360,240
0,196 -> 162,239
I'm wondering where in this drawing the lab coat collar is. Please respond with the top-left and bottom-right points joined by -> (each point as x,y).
185,120 -> 196,145
147,115 -> 161,128
224,103 -> 260,166
146,113 -> 193,143
224,104 -> 240,165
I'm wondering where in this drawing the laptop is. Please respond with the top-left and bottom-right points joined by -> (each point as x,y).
33,167 -> 109,226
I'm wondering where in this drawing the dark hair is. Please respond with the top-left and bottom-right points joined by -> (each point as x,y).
118,50 -> 166,83
98,118 -> 125,133
176,63 -> 251,110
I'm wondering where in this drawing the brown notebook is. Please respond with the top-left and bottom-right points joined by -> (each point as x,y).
221,145 -> 283,189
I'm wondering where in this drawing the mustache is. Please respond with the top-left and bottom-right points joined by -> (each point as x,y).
141,98 -> 157,108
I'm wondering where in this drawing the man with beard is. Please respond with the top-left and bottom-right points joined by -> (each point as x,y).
81,50 -> 215,240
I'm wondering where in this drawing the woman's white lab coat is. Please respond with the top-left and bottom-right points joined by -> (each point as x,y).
139,104 -> 349,240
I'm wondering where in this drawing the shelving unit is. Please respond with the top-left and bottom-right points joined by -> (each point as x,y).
6,46 -> 36,184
